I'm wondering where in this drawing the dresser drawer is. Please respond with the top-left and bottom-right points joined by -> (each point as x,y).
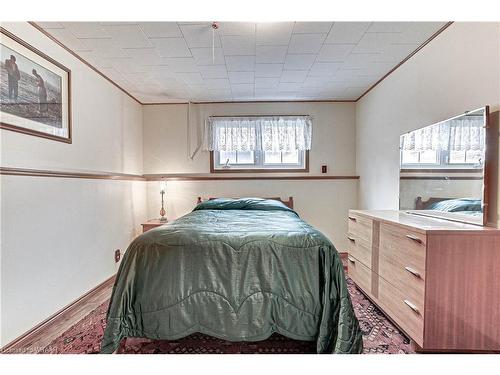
347,237 -> 372,268
378,276 -> 424,346
347,212 -> 373,248
347,255 -> 372,296
379,223 -> 426,280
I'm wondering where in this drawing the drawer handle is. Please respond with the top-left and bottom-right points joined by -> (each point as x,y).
347,236 -> 356,243
348,216 -> 357,222
347,256 -> 356,263
404,266 -> 421,278
405,234 -> 423,244
403,299 -> 420,315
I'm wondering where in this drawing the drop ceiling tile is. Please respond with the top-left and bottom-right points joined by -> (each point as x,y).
99,67 -> 127,82
255,64 -> 283,78
38,22 -> 65,29
199,65 -> 228,79
163,57 -> 199,72
101,25 -> 153,49
256,23 -> 294,45
122,71 -> 156,85
255,77 -> 280,89
329,69 -> 363,81
101,58 -> 145,74
176,72 -> 204,85
84,47 -> 131,60
254,88 -> 280,98
190,48 -> 225,65
225,56 -> 255,71
280,70 -> 308,83
139,22 -> 182,38
228,71 -> 254,84
187,85 -> 209,95
179,23 -> 220,48
231,84 -> 254,94
288,34 -> 327,54
395,22 -> 447,44
149,38 -> 191,57
99,22 -> 139,26
371,44 -> 418,62
207,88 -> 232,98
218,22 -> 256,36
293,22 -> 333,34
283,54 -> 316,70
204,79 -> 230,89
367,22 -> 409,33
341,87 -> 366,98
355,62 -> 395,76
256,46 -> 288,63
303,76 -> 332,87
42,28 -> 91,51
125,48 -> 166,66
62,22 -> 111,38
278,82 -> 303,91
308,62 -> 343,76
342,53 -> 382,67
352,32 -> 401,54
76,38 -> 117,52
317,44 -> 355,62
325,22 -> 372,44
148,65 -> 176,78
221,35 -> 255,55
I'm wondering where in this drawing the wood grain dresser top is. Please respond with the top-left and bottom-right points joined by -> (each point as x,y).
350,210 -> 500,234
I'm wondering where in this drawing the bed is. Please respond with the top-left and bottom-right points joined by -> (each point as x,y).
100,197 -> 363,354
415,196 -> 482,215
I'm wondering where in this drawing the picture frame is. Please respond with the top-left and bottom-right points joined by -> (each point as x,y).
0,27 -> 71,143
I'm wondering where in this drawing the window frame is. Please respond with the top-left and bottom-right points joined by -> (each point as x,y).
400,148 -> 484,169
210,150 -> 309,173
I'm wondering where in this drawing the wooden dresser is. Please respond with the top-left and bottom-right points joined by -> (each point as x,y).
347,210 -> 500,352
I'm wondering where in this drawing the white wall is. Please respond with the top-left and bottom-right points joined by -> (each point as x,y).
143,102 -> 358,251
0,22 -> 145,346
356,23 -> 500,224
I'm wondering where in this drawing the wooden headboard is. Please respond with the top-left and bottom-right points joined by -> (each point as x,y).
197,196 -> 294,209
415,196 -> 454,210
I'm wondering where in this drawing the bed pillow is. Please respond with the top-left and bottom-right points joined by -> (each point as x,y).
193,197 -> 298,216
428,198 -> 482,213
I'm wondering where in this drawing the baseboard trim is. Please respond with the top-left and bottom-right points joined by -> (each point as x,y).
0,275 -> 115,353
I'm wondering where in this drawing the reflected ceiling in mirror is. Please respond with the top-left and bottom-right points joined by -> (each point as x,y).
399,107 -> 488,226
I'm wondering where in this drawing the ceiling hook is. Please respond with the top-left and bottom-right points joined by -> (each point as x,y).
212,22 -> 218,64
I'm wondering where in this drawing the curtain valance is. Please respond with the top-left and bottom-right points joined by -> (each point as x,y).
400,117 -> 484,152
204,116 -> 312,152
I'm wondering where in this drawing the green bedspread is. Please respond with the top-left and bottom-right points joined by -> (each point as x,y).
101,198 -> 363,353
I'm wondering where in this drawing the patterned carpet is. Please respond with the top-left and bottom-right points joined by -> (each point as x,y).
42,278 -> 413,354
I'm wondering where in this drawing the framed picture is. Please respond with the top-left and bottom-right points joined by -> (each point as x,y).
0,27 -> 71,143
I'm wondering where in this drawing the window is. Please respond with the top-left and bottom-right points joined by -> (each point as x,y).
214,149 -> 307,171
401,150 -> 439,165
205,115 -> 311,172
400,149 -> 482,168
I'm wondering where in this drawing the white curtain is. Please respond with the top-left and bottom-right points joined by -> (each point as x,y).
204,116 -> 312,152
401,116 -> 484,152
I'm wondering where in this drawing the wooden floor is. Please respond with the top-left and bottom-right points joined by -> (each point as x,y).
1,277 -> 114,354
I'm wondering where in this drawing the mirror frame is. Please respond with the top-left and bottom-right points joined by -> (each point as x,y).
399,105 -> 497,227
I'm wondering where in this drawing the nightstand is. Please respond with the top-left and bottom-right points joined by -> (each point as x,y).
141,219 -> 168,233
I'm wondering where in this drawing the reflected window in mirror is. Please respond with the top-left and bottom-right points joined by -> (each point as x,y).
400,111 -> 485,170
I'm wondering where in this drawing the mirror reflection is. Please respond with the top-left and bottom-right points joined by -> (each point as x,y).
399,107 -> 486,225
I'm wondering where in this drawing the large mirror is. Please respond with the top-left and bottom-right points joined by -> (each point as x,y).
399,106 -> 494,226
